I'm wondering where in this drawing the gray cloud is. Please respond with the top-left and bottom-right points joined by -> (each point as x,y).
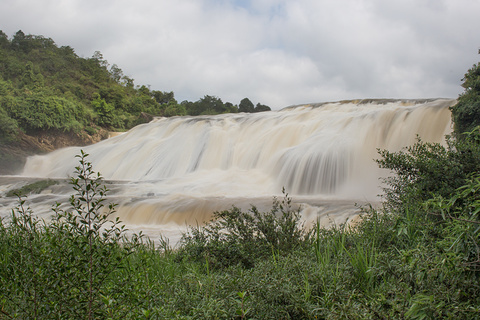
1,0 -> 479,108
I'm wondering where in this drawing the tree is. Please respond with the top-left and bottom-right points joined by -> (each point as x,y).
20,61 -> 43,88
0,30 -> 8,48
152,90 -> 175,105
183,95 -> 226,116
450,53 -> 480,135
224,102 -> 238,113
0,106 -> 18,140
92,96 -> 115,127
180,100 -> 195,114
254,103 -> 271,112
109,64 -> 124,83
122,75 -> 134,88
199,95 -> 225,114
11,30 -> 26,51
164,101 -> 186,117
239,98 -> 254,113
92,50 -> 109,68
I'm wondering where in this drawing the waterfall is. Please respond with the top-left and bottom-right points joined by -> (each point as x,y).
8,99 -> 456,242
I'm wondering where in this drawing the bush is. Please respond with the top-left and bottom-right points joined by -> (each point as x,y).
373,127 -> 480,318
424,173 -> 480,270
0,150 -> 142,319
376,131 -> 480,212
0,105 -> 18,140
6,91 -> 86,132
84,125 -> 97,136
177,189 -> 310,269
450,62 -> 480,134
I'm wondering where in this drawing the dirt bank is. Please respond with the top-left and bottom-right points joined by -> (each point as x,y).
0,129 -> 108,175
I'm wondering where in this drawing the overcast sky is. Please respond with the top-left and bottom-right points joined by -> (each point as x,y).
1,0 -> 480,109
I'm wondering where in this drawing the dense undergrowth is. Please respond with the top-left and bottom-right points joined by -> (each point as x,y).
1,126 -> 480,319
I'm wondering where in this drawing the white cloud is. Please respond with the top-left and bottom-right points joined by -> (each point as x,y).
1,0 -> 479,108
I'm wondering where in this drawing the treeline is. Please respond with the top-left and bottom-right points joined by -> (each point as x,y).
0,30 -> 270,141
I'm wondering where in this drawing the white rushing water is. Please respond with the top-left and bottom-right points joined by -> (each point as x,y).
0,99 -> 455,244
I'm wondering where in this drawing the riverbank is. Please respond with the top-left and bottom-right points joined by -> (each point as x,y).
0,128 -> 109,175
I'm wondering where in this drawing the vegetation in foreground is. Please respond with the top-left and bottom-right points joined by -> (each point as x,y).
1,130 -> 480,318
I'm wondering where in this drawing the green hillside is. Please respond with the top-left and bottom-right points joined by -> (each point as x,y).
0,30 -> 183,139
0,30 -> 271,143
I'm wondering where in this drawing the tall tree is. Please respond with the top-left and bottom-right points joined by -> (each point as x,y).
239,98 -> 254,113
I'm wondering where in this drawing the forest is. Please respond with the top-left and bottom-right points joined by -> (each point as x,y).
1,30 -> 480,318
0,30 -> 270,142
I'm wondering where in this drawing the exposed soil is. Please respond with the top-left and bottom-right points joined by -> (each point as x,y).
0,129 -> 109,175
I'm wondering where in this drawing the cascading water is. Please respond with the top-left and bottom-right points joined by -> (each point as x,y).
0,99 -> 455,243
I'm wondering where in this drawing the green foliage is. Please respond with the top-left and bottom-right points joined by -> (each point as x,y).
0,29 -> 185,137
47,150 -> 141,318
376,131 -> 480,212
344,239 -> 377,293
179,95 -> 242,116
164,101 -> 187,117
0,29 -> 272,141
92,96 -> 116,127
177,189 -> 309,269
370,114 -> 480,318
424,173 -> 480,270
197,95 -> 227,115
84,126 -> 97,136
0,78 -> 19,140
239,97 -> 255,113
0,105 -> 18,140
237,98 -> 271,113
7,91 -> 86,132
234,291 -> 250,319
254,102 -> 271,112
0,151 -> 142,319
450,60 -> 480,134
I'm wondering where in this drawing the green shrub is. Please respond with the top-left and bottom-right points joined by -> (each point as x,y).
376,131 -> 480,213
84,125 -> 97,136
374,127 -> 480,318
424,173 -> 480,271
177,189 -> 310,269
0,105 -> 18,140
450,62 -> 480,134
0,150 -> 143,319
6,91 -> 86,132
